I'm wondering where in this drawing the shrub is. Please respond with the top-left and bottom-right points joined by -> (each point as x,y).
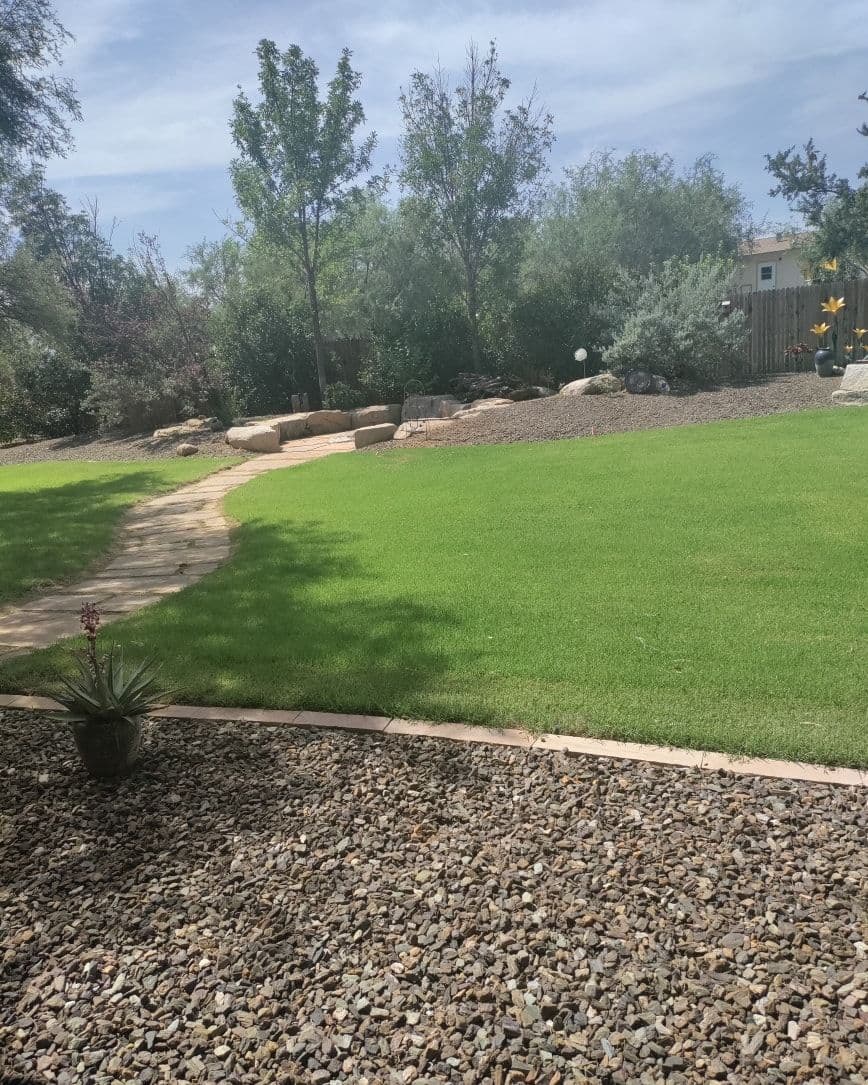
358,334 -> 434,402
323,381 -> 365,411
213,290 -> 317,415
0,329 -> 91,440
603,256 -> 747,382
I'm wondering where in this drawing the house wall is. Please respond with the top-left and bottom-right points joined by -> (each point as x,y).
736,251 -> 808,292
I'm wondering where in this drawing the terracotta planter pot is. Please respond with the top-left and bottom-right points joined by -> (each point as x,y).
71,716 -> 144,777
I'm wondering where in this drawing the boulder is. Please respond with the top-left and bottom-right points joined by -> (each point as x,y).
351,404 -> 402,428
272,414 -> 308,441
402,395 -> 465,421
152,423 -> 190,441
510,385 -> 555,401
354,423 -> 397,448
831,363 -> 868,404
225,424 -> 280,453
560,372 -> 624,396
176,443 -> 199,456
394,419 -> 455,440
453,397 -> 514,418
304,409 -> 352,435
152,417 -> 221,441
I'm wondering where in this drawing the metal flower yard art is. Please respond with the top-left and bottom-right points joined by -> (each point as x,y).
811,291 -> 847,376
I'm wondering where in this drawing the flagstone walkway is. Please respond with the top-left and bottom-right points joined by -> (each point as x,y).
0,434 -> 353,656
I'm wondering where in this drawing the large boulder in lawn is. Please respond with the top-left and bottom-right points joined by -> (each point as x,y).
176,442 -> 199,456
305,409 -> 352,435
351,404 -> 402,428
354,423 -> 397,448
225,424 -> 280,453
831,363 -> 868,404
402,394 -> 465,421
560,372 -> 624,396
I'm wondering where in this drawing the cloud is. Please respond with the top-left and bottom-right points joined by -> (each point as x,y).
45,0 -> 866,183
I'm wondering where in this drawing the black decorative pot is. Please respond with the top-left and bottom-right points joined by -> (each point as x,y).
71,717 -> 143,777
814,349 -> 836,377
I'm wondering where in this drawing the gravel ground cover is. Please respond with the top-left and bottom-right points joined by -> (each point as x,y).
0,430 -> 235,466
402,373 -> 841,448
1,710 -> 865,1085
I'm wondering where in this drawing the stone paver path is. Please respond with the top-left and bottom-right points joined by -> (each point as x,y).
0,434 -> 353,655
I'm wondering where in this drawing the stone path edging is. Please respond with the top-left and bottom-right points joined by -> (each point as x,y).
0,435 -> 352,654
0,694 -> 864,788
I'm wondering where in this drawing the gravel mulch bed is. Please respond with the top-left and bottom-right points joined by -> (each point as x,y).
402,372 -> 842,448
1,710 -> 866,1084
0,430 -> 235,466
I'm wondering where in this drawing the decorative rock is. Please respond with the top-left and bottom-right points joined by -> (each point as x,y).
831,363 -> 868,404
351,405 -> 402,428
176,443 -> 199,457
0,710 -> 864,1085
273,415 -> 308,441
353,423 -> 397,448
560,372 -> 624,396
402,395 -> 465,421
453,398 -> 514,418
304,409 -> 352,435
393,419 -> 456,440
153,418 -> 220,441
225,425 -> 280,453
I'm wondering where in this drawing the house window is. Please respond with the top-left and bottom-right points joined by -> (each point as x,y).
758,263 -> 776,290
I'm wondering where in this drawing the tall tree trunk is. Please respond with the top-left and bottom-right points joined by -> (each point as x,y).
306,271 -> 329,405
465,264 -> 482,370
300,222 -> 329,404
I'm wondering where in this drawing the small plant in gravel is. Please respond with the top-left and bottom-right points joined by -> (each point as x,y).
54,603 -> 169,777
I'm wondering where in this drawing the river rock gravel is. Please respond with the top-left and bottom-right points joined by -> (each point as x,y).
0,430 -> 236,466
400,372 -> 842,449
1,710 -> 866,1084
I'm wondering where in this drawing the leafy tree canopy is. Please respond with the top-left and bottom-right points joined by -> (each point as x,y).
230,40 -> 376,399
399,41 -> 553,366
766,91 -> 868,275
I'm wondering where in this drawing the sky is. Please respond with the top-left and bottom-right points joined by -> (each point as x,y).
45,0 -> 868,267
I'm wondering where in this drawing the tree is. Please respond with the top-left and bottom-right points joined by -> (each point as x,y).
399,41 -> 553,368
766,91 -> 868,275
0,0 -> 79,194
532,151 -> 750,280
230,40 -> 375,402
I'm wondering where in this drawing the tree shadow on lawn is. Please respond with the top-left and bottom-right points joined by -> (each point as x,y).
104,514 -> 467,716
0,470 -> 193,604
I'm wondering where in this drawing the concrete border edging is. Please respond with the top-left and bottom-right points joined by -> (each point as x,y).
0,694 -> 864,789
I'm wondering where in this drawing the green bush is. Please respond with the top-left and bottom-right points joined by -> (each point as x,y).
323,381 -> 365,411
358,334 -> 433,402
212,289 -> 317,415
603,256 -> 747,382
0,330 -> 91,440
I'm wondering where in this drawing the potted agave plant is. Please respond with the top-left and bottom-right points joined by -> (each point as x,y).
55,603 -> 169,777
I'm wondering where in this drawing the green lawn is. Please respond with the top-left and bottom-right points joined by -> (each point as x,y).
0,459 -> 235,606
1,410 -> 866,765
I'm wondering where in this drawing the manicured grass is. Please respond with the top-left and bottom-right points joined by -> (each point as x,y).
0,459 -> 235,606
2,410 -> 866,765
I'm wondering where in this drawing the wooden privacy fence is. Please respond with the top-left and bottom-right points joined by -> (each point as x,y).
728,278 -> 868,376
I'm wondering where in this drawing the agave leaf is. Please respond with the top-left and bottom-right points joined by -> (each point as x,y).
54,642 -> 168,722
